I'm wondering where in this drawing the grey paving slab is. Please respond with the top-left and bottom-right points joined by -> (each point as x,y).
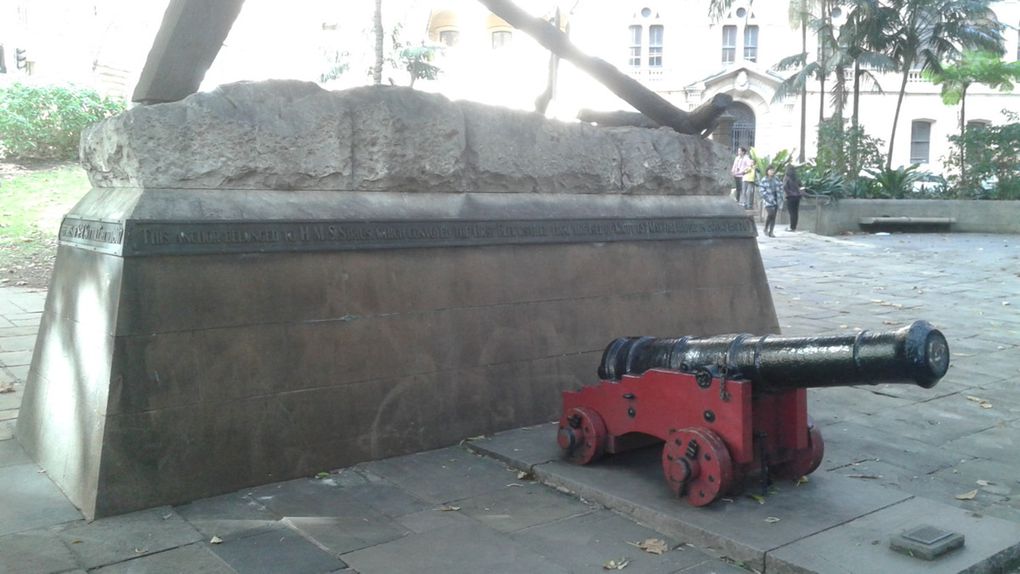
340,521 -> 570,574
0,419 -> 12,440
0,335 -> 36,353
766,497 -> 1020,574
330,482 -> 432,518
57,507 -> 202,569
246,477 -> 383,519
209,527 -> 345,574
283,514 -> 409,554
0,408 -> 17,421
393,506 -> 477,534
0,350 -> 31,367
463,422 -> 560,469
678,559 -> 756,573
942,419 -> 1020,461
175,492 -> 283,541
0,464 -> 83,536
356,446 -> 522,504
817,419 -> 976,477
453,481 -> 597,533
511,509 -> 710,574
0,384 -> 22,410
0,527 -> 81,574
5,364 -> 27,382
89,544 -> 236,574
0,437 -> 30,467
529,444 -> 911,571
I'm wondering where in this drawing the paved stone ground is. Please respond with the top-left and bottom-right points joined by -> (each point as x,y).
2,231 -> 1019,573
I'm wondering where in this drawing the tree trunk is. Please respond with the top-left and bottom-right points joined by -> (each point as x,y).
959,86 -> 968,183
799,15 -> 807,163
851,61 -> 862,177
578,94 -> 733,130
535,7 -> 561,115
477,0 -> 725,135
887,68 -> 910,169
373,0 -> 383,85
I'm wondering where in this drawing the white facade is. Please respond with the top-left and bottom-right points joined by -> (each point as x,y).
413,0 -> 1020,174
2,0 -> 1017,174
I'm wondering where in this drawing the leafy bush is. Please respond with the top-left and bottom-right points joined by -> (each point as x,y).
0,83 -> 125,161
943,112 -> 1020,199
749,148 -> 793,179
859,165 -> 946,199
815,118 -> 885,183
799,162 -> 848,199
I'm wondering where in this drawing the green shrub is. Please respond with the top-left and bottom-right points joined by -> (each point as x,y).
0,83 -> 125,161
800,162 -> 848,199
944,112 -> 1020,199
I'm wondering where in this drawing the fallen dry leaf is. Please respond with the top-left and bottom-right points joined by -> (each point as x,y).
437,505 -> 461,512
955,489 -> 978,500
627,538 -> 669,555
977,480 -> 993,487
0,384 -> 14,394
210,536 -> 223,544
603,558 -> 631,570
748,494 -> 766,504
765,517 -> 781,523
966,395 -> 993,409
847,474 -> 882,479
795,476 -> 809,486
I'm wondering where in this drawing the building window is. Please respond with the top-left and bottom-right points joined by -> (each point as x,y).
910,120 -> 932,164
648,25 -> 663,67
438,30 -> 459,47
629,25 -> 642,67
743,25 -> 758,62
722,25 -> 736,64
492,30 -> 512,49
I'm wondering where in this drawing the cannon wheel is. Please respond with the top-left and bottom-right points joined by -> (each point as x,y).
557,407 -> 607,465
662,427 -> 734,506
773,423 -> 825,480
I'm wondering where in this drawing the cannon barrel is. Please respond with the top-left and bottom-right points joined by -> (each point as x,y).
597,321 -> 949,390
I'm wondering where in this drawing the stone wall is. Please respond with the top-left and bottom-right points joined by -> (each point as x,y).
19,81 -> 777,518
798,198 -> 1020,235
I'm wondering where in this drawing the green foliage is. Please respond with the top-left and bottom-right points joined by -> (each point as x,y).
319,50 -> 350,83
749,148 -> 793,179
799,162 -> 848,199
400,45 -> 441,88
0,164 -> 89,252
861,164 -> 927,198
927,50 -> 1020,106
0,83 -> 124,161
815,117 -> 885,183
944,113 -> 1020,199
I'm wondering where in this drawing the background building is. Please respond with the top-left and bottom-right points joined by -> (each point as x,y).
2,0 -> 1018,173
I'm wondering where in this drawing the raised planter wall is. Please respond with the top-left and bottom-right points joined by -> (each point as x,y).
798,199 -> 1020,236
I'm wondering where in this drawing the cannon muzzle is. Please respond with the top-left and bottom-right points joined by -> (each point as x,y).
597,320 -> 949,390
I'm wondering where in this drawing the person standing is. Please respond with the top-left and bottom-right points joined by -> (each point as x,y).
741,161 -> 757,210
783,165 -> 803,231
759,166 -> 781,237
730,147 -> 752,204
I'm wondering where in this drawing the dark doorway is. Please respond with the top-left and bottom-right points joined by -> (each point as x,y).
728,101 -> 756,152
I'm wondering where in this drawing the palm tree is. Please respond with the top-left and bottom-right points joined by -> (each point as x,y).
842,0 -> 896,134
928,50 -> 1020,181
884,0 -> 1004,168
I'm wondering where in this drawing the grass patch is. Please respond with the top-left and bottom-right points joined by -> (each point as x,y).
0,164 -> 88,245
0,163 -> 90,285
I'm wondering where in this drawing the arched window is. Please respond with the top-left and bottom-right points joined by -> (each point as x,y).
428,10 -> 460,47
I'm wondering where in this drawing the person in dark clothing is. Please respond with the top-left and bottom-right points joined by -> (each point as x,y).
783,165 -> 803,231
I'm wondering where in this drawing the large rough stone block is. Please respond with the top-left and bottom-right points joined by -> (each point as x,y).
21,81 -> 774,518
81,81 -> 729,195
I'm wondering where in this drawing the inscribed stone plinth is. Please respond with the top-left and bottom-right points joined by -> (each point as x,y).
17,81 -> 777,518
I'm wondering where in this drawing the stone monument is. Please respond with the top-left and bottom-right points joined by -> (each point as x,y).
17,80 -> 778,518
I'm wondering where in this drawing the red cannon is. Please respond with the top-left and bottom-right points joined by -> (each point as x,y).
557,321 -> 949,506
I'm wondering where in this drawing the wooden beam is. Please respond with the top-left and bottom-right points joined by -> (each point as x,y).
132,0 -> 246,104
